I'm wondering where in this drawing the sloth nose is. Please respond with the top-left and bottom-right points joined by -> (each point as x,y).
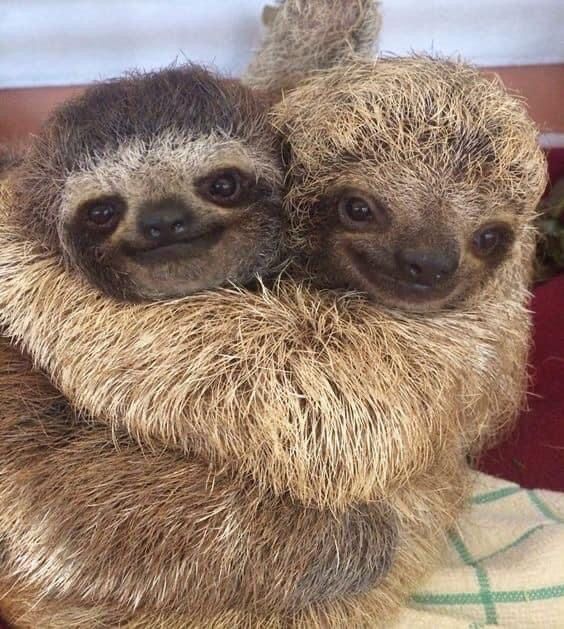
138,199 -> 194,246
394,247 -> 459,286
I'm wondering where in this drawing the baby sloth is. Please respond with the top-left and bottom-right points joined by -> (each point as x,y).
275,57 -> 546,312
12,65 -> 283,301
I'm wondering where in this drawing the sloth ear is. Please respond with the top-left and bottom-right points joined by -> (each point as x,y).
261,4 -> 279,27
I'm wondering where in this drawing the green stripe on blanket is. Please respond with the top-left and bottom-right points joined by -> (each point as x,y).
394,472 -> 564,628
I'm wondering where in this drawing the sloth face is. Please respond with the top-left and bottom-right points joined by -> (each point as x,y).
275,57 -> 546,312
61,140 -> 282,301
312,184 -> 517,312
16,66 -> 283,301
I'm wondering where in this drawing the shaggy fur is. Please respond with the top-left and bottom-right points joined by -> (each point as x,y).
244,0 -> 381,91
272,57 -> 547,313
0,338 -> 413,627
0,172 -> 479,625
0,466 -> 464,629
0,181 -> 525,506
0,146 -> 21,180
9,65 -> 283,301
0,46 -> 545,629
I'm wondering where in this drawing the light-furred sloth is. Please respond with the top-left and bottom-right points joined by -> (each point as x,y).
274,57 -> 546,313
0,3 -> 546,629
9,65 -> 283,301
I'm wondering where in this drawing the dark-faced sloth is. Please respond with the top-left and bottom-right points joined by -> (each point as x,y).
9,65 -> 283,301
8,1 -> 381,304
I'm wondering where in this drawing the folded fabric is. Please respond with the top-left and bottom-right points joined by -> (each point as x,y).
396,472 -> 564,627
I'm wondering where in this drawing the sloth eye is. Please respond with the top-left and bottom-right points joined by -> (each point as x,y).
197,168 -> 249,207
343,197 -> 373,222
80,195 -> 125,232
471,222 -> 514,259
88,205 -> 115,225
337,191 -> 389,230
209,173 -> 239,199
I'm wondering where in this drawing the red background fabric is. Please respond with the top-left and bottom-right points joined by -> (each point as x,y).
478,148 -> 564,489
478,273 -> 564,489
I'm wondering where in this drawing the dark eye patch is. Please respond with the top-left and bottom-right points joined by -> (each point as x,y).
77,194 -> 126,235
335,188 -> 391,232
195,167 -> 254,208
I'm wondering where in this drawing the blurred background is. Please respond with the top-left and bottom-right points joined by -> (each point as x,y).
1,0 -> 563,146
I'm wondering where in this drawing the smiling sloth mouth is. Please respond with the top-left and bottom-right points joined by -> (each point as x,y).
124,226 -> 226,264
350,249 -> 458,307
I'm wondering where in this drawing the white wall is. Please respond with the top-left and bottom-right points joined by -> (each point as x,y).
1,0 -> 563,88
379,0 -> 564,66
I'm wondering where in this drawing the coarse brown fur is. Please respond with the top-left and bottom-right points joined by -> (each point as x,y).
273,57 -> 547,313
244,0 -> 382,91
0,47 -> 546,629
0,180 -> 523,509
9,65 -> 283,301
0,337 -> 412,627
0,468 -> 463,629
0,169 -> 473,624
0,145 -> 22,180
0,7 -> 403,625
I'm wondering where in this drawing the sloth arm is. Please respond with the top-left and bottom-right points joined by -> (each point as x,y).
243,0 -> 382,91
0,336 -> 396,618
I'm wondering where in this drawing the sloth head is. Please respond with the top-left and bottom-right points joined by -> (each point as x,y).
274,57 -> 547,312
13,66 -> 283,301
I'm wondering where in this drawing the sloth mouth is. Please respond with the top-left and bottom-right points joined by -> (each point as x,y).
374,273 -> 454,299
350,249 -> 458,306
124,226 -> 225,263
